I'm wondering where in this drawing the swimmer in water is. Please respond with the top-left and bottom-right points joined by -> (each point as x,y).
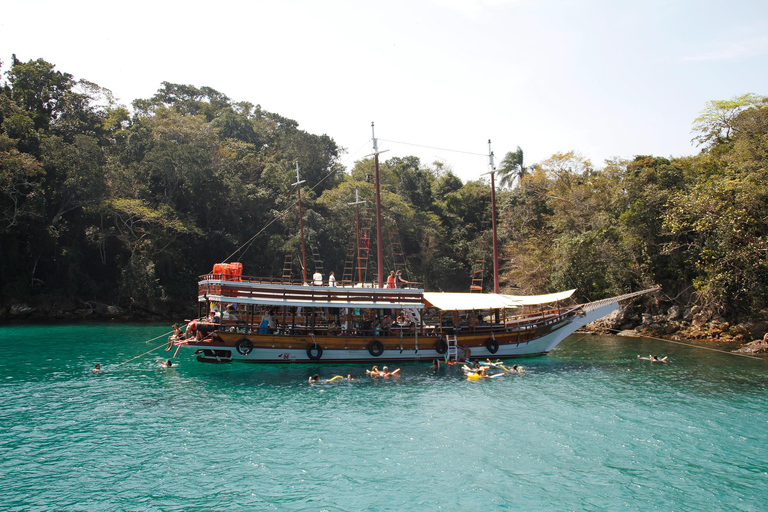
93,363 -> 101,373
309,374 -> 344,384
156,359 -> 173,367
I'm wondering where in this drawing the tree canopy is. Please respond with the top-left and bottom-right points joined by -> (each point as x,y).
1,58 -> 766,321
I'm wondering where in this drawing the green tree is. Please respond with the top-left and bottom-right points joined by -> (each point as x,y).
498,146 -> 526,188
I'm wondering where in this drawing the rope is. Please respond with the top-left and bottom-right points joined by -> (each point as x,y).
145,330 -> 173,343
113,342 -> 169,368
580,286 -> 661,312
224,142 -> 370,263
599,328 -> 763,361
379,138 -> 487,157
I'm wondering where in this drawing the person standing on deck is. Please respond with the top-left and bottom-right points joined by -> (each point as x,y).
395,270 -> 411,289
329,271 -> 337,287
386,271 -> 396,289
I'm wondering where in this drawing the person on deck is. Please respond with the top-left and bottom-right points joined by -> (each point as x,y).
329,271 -> 337,287
395,270 -> 411,289
380,315 -> 393,335
313,270 -> 323,286
266,308 -> 277,334
386,271 -> 396,289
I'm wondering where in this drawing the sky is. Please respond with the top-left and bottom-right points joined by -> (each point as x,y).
2,0 -> 767,182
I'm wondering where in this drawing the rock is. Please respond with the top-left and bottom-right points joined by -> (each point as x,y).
692,308 -> 713,326
107,305 -> 122,316
616,330 -> 639,337
667,305 -> 683,322
10,303 -> 35,316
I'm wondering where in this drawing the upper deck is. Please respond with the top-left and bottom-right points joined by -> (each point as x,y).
198,273 -> 425,310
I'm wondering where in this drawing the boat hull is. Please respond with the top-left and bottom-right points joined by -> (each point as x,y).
176,302 -> 617,364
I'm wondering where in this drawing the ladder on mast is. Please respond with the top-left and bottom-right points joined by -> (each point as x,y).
282,252 -> 293,284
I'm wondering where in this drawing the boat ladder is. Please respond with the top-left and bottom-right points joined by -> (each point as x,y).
446,334 -> 459,361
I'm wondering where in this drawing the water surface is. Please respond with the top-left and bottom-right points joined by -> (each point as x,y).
2,324 -> 767,510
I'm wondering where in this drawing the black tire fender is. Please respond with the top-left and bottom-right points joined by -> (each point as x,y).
486,337 -> 499,354
434,337 -> 448,355
236,338 -> 253,355
368,340 -> 384,357
307,343 -> 323,360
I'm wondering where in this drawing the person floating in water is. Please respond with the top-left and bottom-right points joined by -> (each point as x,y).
309,374 -> 345,384
93,363 -> 101,373
156,359 -> 173,367
367,365 -> 400,378
638,354 -> 668,362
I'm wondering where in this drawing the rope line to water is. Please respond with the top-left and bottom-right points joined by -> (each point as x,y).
603,328 -> 763,360
113,341 -> 170,368
145,330 -> 173,343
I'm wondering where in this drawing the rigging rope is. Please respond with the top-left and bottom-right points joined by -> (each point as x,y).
223,140 -> 372,263
113,341 -> 170,368
599,328 -> 763,361
379,138 -> 487,157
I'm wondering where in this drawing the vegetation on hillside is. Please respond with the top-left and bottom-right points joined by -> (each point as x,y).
1,56 -> 766,321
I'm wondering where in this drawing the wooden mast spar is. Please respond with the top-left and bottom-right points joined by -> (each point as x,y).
370,122 -> 388,287
483,140 -> 500,294
292,162 -> 308,285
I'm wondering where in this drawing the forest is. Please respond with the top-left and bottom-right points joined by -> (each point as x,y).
1,55 -> 767,329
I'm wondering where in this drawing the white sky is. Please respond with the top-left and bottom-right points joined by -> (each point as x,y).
2,0 -> 767,182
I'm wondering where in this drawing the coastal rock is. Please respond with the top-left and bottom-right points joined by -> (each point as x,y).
667,305 -> 683,322
737,339 -> 768,354
692,307 -> 714,326
107,305 -> 122,316
708,320 -> 729,339
10,303 -> 35,316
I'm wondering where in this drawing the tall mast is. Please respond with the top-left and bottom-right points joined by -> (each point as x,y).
348,188 -> 366,284
488,140 -> 500,294
372,122 -> 384,286
292,162 -> 308,285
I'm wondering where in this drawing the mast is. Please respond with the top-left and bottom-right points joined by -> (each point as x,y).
488,140 -> 500,294
348,188 -> 366,284
372,122 -> 384,286
292,162 -> 308,285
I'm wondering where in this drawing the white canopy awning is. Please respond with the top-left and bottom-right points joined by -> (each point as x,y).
422,289 -> 576,311
502,289 -> 576,306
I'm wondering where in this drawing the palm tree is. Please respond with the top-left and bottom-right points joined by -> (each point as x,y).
498,146 -> 527,188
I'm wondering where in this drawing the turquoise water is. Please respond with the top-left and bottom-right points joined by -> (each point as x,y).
2,324 -> 768,511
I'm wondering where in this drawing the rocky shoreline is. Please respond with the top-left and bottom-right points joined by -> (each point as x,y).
582,303 -> 768,354
0,299 -> 194,324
